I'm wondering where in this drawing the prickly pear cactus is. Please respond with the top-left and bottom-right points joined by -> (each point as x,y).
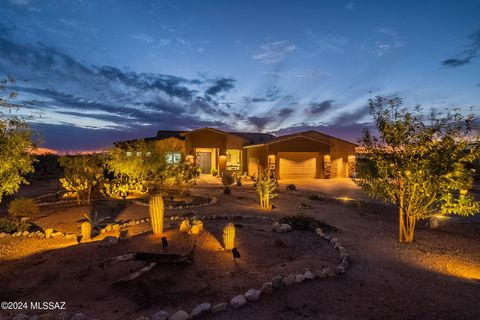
223,223 -> 235,251
149,195 -> 164,236
81,221 -> 92,241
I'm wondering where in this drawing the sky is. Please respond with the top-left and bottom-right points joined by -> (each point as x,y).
0,0 -> 479,152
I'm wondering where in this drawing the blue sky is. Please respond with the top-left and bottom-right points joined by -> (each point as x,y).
0,0 -> 479,151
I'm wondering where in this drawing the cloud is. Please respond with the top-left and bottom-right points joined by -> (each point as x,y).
205,78 -> 235,96
442,30 -> 480,67
252,40 -> 296,64
345,2 -> 355,10
131,33 -> 155,44
305,31 -> 349,53
247,116 -> 272,130
278,107 -> 294,118
372,27 -> 405,56
263,69 -> 327,79
0,35 -> 240,149
305,100 -> 334,115
244,87 -> 282,104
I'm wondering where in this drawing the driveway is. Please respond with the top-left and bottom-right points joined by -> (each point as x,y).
278,178 -> 366,199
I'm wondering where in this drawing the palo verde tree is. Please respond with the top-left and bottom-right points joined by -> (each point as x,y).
255,168 -> 278,209
0,76 -> 36,203
356,96 -> 480,242
59,154 -> 102,204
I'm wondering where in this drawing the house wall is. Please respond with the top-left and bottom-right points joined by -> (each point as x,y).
153,137 -> 186,154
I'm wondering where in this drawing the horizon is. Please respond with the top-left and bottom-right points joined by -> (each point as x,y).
1,0 -> 479,152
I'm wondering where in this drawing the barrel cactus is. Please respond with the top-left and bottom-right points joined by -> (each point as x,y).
81,221 -> 92,241
223,223 -> 235,251
149,195 -> 164,236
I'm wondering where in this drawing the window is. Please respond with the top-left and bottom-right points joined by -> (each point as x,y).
166,152 -> 181,164
126,151 -> 132,157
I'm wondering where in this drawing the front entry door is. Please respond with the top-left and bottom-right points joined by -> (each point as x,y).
196,152 -> 212,174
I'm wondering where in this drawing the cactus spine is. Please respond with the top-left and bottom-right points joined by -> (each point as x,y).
149,195 -> 164,235
223,223 -> 235,251
81,221 -> 92,241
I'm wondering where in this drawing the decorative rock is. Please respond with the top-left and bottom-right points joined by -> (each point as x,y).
230,295 -> 247,309
106,224 -> 112,232
341,257 -> 349,268
304,270 -> 315,280
192,219 -> 204,232
45,228 -> 53,238
55,311 -> 69,320
316,228 -> 324,236
340,252 -> 349,260
245,288 -> 261,301
151,310 -> 169,320
261,281 -> 273,294
334,242 -> 341,249
71,313 -> 88,320
189,224 -> 201,235
51,231 -> 64,238
211,302 -> 228,313
100,236 -> 119,247
273,223 -> 292,233
330,238 -> 338,244
168,310 -> 188,320
0,232 -> 6,238
65,233 -> 77,239
295,273 -> 306,283
323,235 -> 331,240
323,267 -> 336,277
314,269 -> 327,279
428,216 -> 439,229
271,275 -> 283,288
335,265 -> 346,274
112,224 -> 121,231
179,219 -> 190,232
283,273 -> 296,287
189,303 -> 211,319
22,231 -> 29,236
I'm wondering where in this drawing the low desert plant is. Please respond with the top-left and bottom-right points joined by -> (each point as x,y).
8,198 -> 39,217
0,217 -> 29,233
280,214 -> 338,232
83,212 -> 110,230
286,184 -> 297,191
222,172 -> 235,194
102,176 -> 148,199
211,168 -> 218,176
236,176 -> 242,186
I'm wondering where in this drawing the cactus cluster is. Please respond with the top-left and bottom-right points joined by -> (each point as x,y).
223,223 -> 235,251
149,195 -> 164,236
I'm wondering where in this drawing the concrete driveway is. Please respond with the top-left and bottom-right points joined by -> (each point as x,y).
278,178 -> 366,199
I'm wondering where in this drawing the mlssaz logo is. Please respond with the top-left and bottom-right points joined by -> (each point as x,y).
30,302 -> 66,310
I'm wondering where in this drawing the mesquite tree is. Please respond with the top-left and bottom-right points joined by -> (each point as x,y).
357,96 -> 480,242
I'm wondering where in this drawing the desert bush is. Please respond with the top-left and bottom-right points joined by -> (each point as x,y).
210,168 -> 218,176
8,198 -> 39,217
0,217 -> 29,233
286,184 -> 297,191
102,176 -> 148,199
163,162 -> 200,195
254,169 -> 278,209
222,172 -> 235,194
280,214 -> 338,232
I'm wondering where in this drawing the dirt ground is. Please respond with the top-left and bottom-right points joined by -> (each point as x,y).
1,179 -> 479,320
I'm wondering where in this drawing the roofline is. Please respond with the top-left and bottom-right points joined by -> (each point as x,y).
243,133 -> 334,148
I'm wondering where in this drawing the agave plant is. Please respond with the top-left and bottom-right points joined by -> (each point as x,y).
83,211 -> 110,230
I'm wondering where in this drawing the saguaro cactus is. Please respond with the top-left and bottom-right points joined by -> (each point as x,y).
81,221 -> 92,241
149,195 -> 164,236
223,223 -> 236,251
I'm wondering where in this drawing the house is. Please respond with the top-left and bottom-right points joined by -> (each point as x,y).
115,127 -> 357,179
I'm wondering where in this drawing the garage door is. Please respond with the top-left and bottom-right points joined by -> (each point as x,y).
279,152 -> 317,179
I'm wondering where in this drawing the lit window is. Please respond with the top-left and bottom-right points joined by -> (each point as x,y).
126,151 -> 132,157
166,152 -> 181,164
136,151 -> 142,157
146,152 -> 152,157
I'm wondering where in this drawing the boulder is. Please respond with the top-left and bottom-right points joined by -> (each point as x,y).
335,265 -> 346,274
179,219 -> 190,232
0,232 -> 6,238
323,267 -> 336,277
230,295 -> 247,309
261,281 -> 273,294
44,228 -> 53,238
22,231 -> 29,236
211,302 -> 228,313
168,310 -> 188,320
271,275 -> 283,288
151,310 -> 169,320
51,231 -> 64,238
112,224 -> 121,231
244,289 -> 261,301
283,273 -> 296,287
314,269 -> 327,279
189,303 -> 211,319
295,273 -> 306,283
189,224 -> 201,235
428,216 -> 439,229
100,236 -> 119,247
304,270 -> 315,280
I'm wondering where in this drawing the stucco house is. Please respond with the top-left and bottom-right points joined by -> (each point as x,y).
116,127 -> 357,179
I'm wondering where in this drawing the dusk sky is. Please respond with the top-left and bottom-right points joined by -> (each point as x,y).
1,0 -> 479,151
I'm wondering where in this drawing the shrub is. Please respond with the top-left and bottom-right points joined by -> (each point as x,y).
222,172 -> 235,194
0,217 -> 29,233
286,184 -> 297,191
8,198 -> 39,217
236,176 -> 242,186
211,168 -> 218,176
254,169 -> 278,209
280,214 -> 338,232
